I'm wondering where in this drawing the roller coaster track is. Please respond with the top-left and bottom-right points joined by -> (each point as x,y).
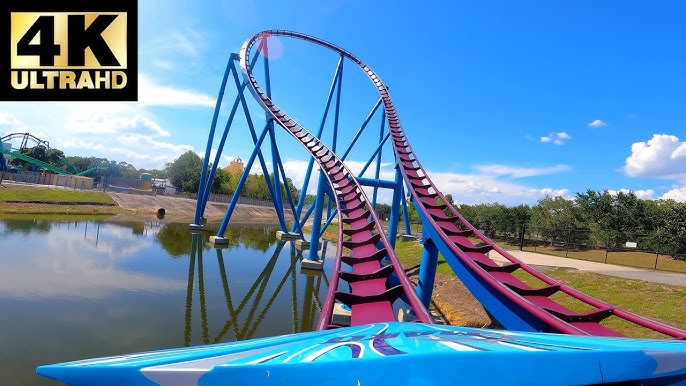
240,30 -> 686,339
0,146 -> 71,175
240,32 -> 434,330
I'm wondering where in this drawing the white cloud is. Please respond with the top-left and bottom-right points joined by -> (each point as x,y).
423,170 -> 570,205
634,189 -> 656,200
538,188 -> 572,199
67,114 -> 170,137
152,59 -> 174,70
588,119 -> 606,128
606,189 -> 655,200
57,138 -> 106,151
0,112 -> 24,128
149,29 -> 203,57
624,134 -> 686,178
473,164 -> 571,178
540,132 -> 571,145
139,75 -> 216,107
661,187 -> 686,202
221,154 -> 573,206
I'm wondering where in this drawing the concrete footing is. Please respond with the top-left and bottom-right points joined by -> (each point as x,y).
332,303 -> 351,327
300,258 -> 323,271
209,236 -> 229,245
400,234 -> 419,242
189,223 -> 204,231
295,239 -> 320,251
276,231 -> 299,240
397,309 -> 417,322
300,267 -> 323,276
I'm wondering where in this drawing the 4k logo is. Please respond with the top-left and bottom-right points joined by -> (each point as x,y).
1,0 -> 137,101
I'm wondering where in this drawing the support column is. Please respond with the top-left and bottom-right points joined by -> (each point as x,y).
416,234 -> 438,308
387,165 -> 403,248
193,56 -> 233,227
303,171 -> 326,270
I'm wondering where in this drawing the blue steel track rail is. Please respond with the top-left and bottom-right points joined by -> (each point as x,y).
240,30 -> 686,340
239,32 -> 434,330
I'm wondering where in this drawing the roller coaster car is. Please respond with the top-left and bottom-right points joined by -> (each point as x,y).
36,322 -> 686,386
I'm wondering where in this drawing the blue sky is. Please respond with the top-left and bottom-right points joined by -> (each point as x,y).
2,0 -> 686,205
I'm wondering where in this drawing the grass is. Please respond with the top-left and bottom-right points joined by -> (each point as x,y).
384,235 -> 686,338
0,205 -> 123,215
0,187 -> 120,215
498,240 -> 686,273
308,218 -> 686,337
0,213 -> 114,221
0,187 -> 116,205
542,269 -> 686,338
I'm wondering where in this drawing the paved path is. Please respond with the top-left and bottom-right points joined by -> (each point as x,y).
490,250 -> 686,287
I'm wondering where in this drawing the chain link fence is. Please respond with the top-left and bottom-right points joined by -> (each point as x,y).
502,226 -> 686,273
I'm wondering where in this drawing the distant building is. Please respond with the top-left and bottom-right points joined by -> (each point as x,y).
152,178 -> 177,195
225,156 -> 244,176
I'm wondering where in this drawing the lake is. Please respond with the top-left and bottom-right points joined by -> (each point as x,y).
0,216 -> 334,385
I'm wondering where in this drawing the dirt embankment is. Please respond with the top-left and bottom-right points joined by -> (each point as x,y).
107,192 -> 289,222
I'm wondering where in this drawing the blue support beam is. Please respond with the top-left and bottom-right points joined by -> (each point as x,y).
195,52 -> 260,223
340,98 -> 383,161
358,133 -> 390,177
371,109 -> 386,208
230,55 -> 288,232
416,233 -> 438,308
387,166 -> 403,248
356,177 -> 397,190
216,125 -> 271,237
401,183 -> 412,235
199,60 -> 243,217
291,57 -> 344,235
262,41 -> 285,221
194,56 -> 233,226
307,172 -> 328,262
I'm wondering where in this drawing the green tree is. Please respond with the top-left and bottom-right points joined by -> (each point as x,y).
656,200 -> 686,259
65,156 -> 110,173
530,196 -> 580,245
166,151 -> 202,193
375,203 -> 391,221
212,168 -> 232,194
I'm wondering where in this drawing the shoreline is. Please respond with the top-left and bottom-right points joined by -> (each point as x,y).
0,185 -> 288,222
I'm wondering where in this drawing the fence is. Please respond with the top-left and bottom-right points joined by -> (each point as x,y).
0,171 -> 97,191
206,192 -> 277,208
507,226 -> 686,273
181,192 -> 288,209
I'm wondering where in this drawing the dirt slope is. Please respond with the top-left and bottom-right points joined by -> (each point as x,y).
108,192 -> 289,222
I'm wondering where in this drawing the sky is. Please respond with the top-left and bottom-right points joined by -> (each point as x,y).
2,0 -> 686,206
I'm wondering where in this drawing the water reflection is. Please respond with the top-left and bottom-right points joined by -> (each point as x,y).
156,223 -> 278,257
0,218 -> 184,300
0,216 -> 333,386
1,218 -> 51,234
183,233 -> 329,345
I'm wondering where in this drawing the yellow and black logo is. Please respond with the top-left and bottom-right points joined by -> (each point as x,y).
1,0 -> 137,101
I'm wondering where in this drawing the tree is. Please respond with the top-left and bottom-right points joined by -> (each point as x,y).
212,168 -> 232,194
375,203 -> 391,221
166,151 -> 202,193
655,200 -> 686,259
530,196 -> 580,245
65,156 -> 110,173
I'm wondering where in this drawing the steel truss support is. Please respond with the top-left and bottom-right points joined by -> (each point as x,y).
195,41 -> 411,261
193,47 -> 298,239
